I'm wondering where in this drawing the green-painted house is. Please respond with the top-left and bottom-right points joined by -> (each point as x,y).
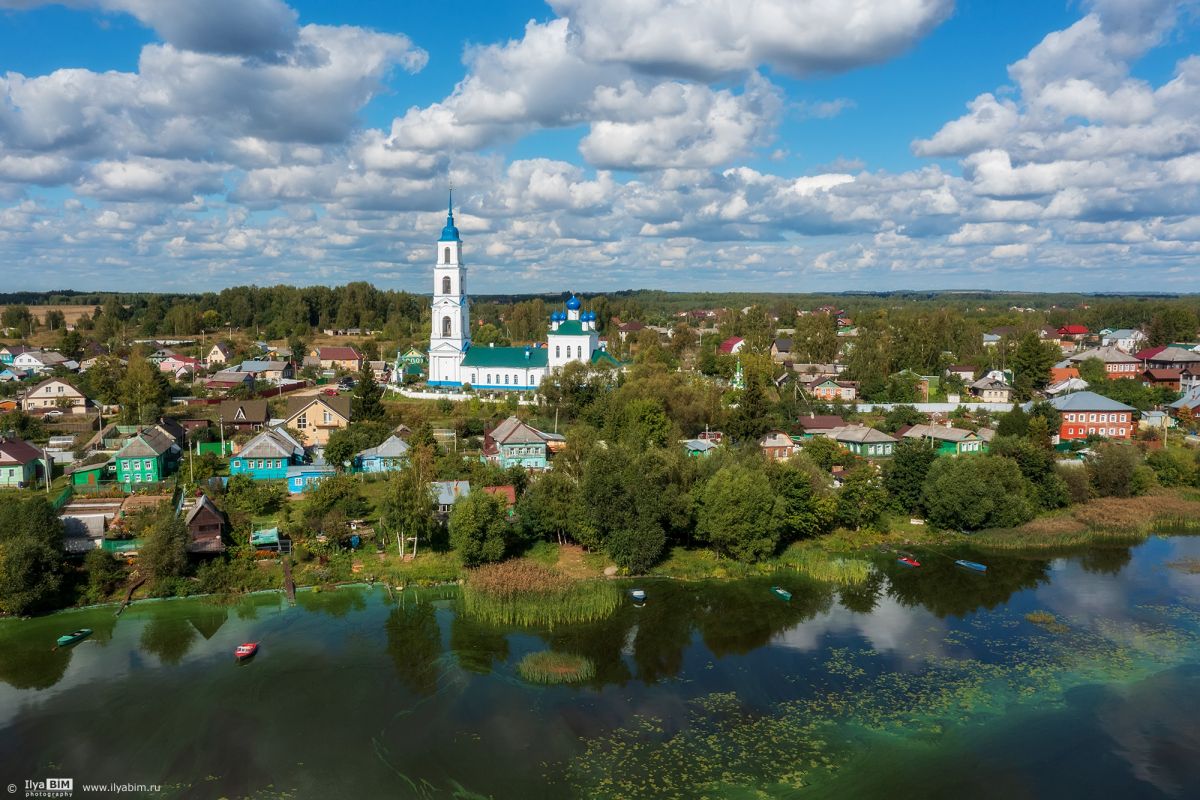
899,424 -> 986,455
826,425 -> 898,457
114,427 -> 180,488
482,415 -> 554,470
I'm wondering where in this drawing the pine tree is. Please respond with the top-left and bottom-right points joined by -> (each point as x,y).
351,364 -> 385,421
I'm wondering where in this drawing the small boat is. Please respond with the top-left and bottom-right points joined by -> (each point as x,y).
630,589 -> 646,605
56,628 -> 92,647
771,586 -> 792,602
955,559 -> 988,573
896,557 -> 921,568
234,642 -> 259,660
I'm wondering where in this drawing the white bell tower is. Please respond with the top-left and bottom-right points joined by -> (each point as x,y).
429,192 -> 471,386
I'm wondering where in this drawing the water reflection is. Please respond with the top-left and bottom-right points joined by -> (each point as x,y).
138,614 -> 197,666
385,602 -> 441,695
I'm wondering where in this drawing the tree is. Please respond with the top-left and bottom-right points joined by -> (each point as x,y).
351,364 -> 386,421
792,312 -> 839,363
83,549 -> 127,603
138,507 -> 190,585
800,436 -> 842,471
1075,357 -> 1107,387
119,349 -> 169,424
0,497 -> 64,615
472,323 -> 510,347
727,366 -> 772,442
1,304 -> 34,337
880,404 -> 925,433
921,455 -> 1036,531
44,309 -> 66,331
518,470 -> 579,544
695,464 -> 783,561
199,310 -> 223,332
81,354 -> 126,405
1011,332 -> 1059,401
769,462 -> 836,541
995,406 -> 1030,438
378,464 -> 436,556
449,490 -> 511,566
988,435 -> 1068,509
324,421 -> 393,470
1089,443 -> 1142,498
836,466 -> 888,530
883,438 -> 939,513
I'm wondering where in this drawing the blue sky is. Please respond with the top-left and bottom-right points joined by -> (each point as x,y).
1,0 -> 1199,294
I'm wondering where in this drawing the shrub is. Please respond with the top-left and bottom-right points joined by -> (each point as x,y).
1088,443 -> 1142,498
1055,463 -> 1092,505
922,455 -> 1036,531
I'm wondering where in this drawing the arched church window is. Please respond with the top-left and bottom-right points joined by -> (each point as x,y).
444,247 -> 450,263
555,346 -> 560,358
486,374 -> 491,384
442,276 -> 451,294
504,374 -> 510,385
441,316 -> 452,337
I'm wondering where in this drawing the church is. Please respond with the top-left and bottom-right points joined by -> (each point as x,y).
425,196 -> 620,391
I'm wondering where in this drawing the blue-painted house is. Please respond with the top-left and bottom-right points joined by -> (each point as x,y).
481,416 -> 553,471
230,428 -> 306,480
287,464 -> 335,494
354,434 -> 410,473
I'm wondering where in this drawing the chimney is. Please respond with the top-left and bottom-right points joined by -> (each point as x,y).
489,342 -> 495,348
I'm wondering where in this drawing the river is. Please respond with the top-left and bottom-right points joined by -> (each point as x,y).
2,535 -> 1200,799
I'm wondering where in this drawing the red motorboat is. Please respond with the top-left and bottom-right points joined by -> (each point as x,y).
235,642 -> 259,660
896,557 -> 921,568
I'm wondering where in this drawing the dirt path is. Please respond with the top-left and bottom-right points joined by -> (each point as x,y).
556,544 -> 601,579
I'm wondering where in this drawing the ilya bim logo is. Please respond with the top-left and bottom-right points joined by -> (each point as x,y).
21,778 -> 73,797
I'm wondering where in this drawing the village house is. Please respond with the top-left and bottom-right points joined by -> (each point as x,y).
1067,346 -> 1141,379
367,360 -> 391,383
482,485 -> 517,513
114,427 -> 180,487
159,354 -> 199,380
287,464 -> 335,494
616,321 -> 646,341
21,377 -> 88,413
1142,368 -> 1183,391
0,437 -> 44,487
1169,387 -> 1200,417
945,365 -> 977,382
206,343 -> 233,366
718,337 -> 745,355
310,346 -> 363,372
354,434 -> 410,473
230,428 -> 306,480
1141,346 -> 1200,372
770,338 -> 792,362
1056,324 -> 1089,344
1040,391 -> 1136,441
218,399 -> 271,432
237,359 -> 296,383
1182,367 -> 1200,394
0,344 -> 30,365
758,430 -> 798,461
13,349 -> 72,374
682,438 -> 719,457
0,366 -> 28,382
181,493 -> 226,554
796,414 -> 848,438
1100,329 -> 1147,352
806,377 -> 859,402
433,480 -> 471,514
483,416 -> 554,470
205,369 -> 255,393
969,376 -> 1014,403
825,425 -> 897,457
899,424 -> 986,455
285,394 -> 352,446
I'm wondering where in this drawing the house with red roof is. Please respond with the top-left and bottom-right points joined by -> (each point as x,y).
1057,324 -> 1089,337
310,346 -> 363,372
718,337 -> 745,355
1143,369 -> 1183,391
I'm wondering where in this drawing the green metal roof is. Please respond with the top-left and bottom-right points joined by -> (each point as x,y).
590,349 -> 623,367
461,346 -> 549,369
550,320 -> 589,336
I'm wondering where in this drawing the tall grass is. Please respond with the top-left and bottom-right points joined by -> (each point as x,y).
779,546 -> 873,586
462,560 -> 620,626
974,490 -> 1200,551
517,651 -> 596,684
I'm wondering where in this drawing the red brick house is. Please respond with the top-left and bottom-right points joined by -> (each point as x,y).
1044,391 -> 1135,441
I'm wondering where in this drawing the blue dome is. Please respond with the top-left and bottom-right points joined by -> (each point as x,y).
566,295 -> 581,311
439,191 -> 460,242
582,311 -> 593,321
551,311 -> 564,321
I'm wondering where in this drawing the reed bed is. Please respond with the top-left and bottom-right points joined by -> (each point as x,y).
516,651 -> 596,684
1024,610 -> 1069,634
779,547 -> 873,586
973,491 -> 1200,551
461,560 -> 620,626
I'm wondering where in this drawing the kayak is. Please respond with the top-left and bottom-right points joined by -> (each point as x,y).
771,586 -> 792,601
235,642 -> 259,660
896,557 -> 921,568
955,559 -> 988,573
56,628 -> 92,647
